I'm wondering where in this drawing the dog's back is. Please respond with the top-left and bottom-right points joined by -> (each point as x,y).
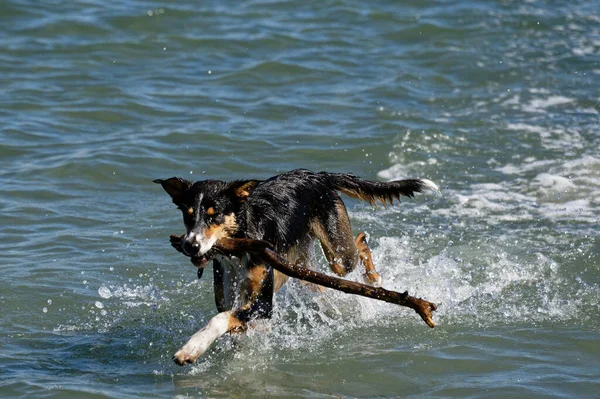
241,169 -> 344,251
241,168 -> 438,252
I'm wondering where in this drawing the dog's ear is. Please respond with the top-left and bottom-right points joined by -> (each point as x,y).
228,180 -> 260,201
153,177 -> 192,205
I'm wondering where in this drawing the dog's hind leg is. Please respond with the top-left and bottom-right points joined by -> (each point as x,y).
287,236 -> 325,292
355,232 -> 382,287
318,232 -> 382,287
311,197 -> 382,287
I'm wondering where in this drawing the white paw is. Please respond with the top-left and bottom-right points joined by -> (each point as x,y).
172,344 -> 205,366
172,349 -> 194,366
363,272 -> 382,288
172,312 -> 232,366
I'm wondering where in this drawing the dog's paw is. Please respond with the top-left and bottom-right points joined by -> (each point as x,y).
172,334 -> 214,366
172,347 -> 199,366
363,271 -> 382,288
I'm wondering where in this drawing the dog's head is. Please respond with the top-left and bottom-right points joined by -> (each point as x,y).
154,177 -> 259,267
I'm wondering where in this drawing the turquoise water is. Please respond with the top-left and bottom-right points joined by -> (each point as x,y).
1,1 -> 599,398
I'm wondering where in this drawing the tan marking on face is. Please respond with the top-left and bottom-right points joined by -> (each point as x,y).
187,207 -> 194,215
203,214 -> 238,240
206,207 -> 215,216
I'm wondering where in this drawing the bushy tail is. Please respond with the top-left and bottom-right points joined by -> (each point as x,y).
323,172 -> 439,206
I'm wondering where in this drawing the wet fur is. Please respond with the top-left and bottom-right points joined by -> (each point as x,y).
154,169 -> 437,365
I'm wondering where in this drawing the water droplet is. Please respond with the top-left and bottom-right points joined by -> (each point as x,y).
95,301 -> 104,309
42,307 -> 48,313
47,299 -> 52,305
98,286 -> 113,299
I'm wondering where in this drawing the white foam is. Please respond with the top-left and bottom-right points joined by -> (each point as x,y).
377,159 -> 439,182
532,173 -> 576,199
505,123 -> 546,135
372,235 -> 597,326
522,95 -> 574,113
496,158 -> 556,175
381,151 -> 600,225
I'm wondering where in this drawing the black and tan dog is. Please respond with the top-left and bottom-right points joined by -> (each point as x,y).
154,169 -> 438,365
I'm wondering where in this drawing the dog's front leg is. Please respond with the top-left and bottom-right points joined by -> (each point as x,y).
173,311 -> 245,365
173,263 -> 274,365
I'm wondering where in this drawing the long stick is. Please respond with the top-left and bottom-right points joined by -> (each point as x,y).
213,237 -> 437,328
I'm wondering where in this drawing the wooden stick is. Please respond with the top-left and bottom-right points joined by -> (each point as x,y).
213,237 -> 437,328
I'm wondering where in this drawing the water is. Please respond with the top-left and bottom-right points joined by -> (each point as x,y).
1,0 -> 599,397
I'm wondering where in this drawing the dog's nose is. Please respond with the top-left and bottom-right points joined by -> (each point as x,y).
182,239 -> 199,256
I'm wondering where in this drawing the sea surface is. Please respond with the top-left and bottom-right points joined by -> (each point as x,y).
1,0 -> 599,398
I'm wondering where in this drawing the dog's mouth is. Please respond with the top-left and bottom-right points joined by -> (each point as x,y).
190,250 -> 216,268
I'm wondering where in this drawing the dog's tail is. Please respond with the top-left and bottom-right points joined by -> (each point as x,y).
323,172 -> 439,206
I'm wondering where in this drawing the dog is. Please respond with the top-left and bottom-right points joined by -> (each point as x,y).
154,169 -> 438,365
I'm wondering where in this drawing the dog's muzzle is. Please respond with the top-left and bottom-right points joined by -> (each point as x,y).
182,239 -> 199,257
183,232 -> 216,267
